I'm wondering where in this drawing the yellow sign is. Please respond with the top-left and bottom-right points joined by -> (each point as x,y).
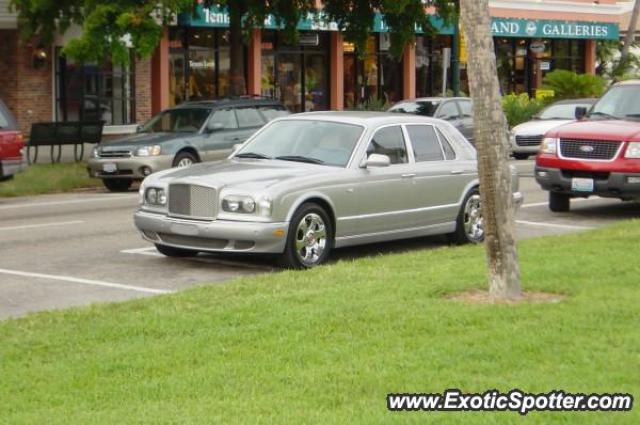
536,89 -> 555,100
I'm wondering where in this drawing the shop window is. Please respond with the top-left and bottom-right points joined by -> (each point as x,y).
261,31 -> 329,113
55,48 -> 135,125
169,27 -> 240,106
415,36 -> 452,98
344,34 -> 404,107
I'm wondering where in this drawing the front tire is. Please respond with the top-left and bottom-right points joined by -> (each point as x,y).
102,179 -> 132,192
280,203 -> 333,269
448,188 -> 484,245
549,192 -> 570,212
155,244 -> 199,257
172,151 -> 199,168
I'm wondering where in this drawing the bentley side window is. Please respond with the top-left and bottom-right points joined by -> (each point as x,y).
406,125 -> 444,162
366,126 -> 408,164
436,128 -> 457,160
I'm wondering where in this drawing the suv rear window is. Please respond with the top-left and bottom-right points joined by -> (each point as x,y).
236,107 -> 265,128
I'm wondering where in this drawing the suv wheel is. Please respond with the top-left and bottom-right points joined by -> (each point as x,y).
155,244 -> 199,257
549,192 -> 570,212
280,203 -> 332,269
102,179 -> 132,192
173,151 -> 199,168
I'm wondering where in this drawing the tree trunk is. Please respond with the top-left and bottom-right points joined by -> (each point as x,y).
228,2 -> 246,96
459,0 -> 521,300
620,0 -> 640,70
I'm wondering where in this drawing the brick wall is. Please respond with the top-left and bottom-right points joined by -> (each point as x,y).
0,30 -> 53,136
135,57 -> 153,123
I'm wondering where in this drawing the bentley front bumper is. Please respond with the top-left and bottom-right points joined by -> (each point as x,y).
134,211 -> 289,254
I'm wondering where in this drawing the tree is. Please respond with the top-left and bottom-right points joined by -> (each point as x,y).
620,0 -> 640,72
460,0 -> 521,299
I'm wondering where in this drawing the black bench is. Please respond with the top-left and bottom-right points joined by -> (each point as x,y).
28,121 -> 104,164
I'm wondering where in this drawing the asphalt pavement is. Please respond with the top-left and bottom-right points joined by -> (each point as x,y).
0,160 -> 638,319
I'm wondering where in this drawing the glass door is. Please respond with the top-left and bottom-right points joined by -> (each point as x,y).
304,53 -> 328,111
276,53 -> 303,112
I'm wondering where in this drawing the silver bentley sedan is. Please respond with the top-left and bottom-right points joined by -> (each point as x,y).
134,112 -> 523,268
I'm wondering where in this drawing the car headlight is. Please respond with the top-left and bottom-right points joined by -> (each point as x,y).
136,145 -> 162,157
144,187 -> 166,206
92,147 -> 99,158
222,195 -> 256,214
540,137 -> 558,154
625,142 -> 640,158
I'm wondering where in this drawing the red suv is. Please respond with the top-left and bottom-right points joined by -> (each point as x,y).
535,80 -> 640,211
0,100 -> 25,181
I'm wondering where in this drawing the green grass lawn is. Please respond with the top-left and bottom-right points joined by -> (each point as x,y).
0,162 -> 101,197
1,221 -> 639,424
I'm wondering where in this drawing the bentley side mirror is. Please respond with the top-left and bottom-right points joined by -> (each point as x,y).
361,153 -> 391,168
575,106 -> 587,120
206,121 -> 224,132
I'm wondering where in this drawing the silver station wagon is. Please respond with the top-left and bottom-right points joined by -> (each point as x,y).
134,112 -> 523,268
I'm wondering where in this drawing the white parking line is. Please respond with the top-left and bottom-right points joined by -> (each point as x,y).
0,220 -> 85,231
0,195 -> 137,210
0,268 -> 173,295
515,220 -> 594,230
121,247 -> 163,257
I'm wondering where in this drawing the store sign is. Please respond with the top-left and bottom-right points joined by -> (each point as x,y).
529,41 -> 546,53
178,6 -> 619,41
491,18 -> 618,40
299,33 -> 319,46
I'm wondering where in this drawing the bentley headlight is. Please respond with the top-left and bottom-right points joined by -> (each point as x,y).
136,145 -> 162,157
624,142 -> 640,158
540,137 -> 558,154
92,147 -> 99,158
144,187 -> 166,206
222,195 -> 257,214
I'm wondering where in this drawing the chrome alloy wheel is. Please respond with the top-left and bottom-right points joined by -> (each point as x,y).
294,212 -> 327,266
176,157 -> 194,167
463,194 -> 484,242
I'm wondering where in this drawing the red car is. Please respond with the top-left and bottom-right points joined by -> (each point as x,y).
535,80 -> 640,212
0,100 -> 25,181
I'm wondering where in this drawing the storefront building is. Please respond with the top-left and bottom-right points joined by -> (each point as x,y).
0,0 -> 623,135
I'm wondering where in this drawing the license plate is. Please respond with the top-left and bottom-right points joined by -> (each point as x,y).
170,223 -> 198,236
571,177 -> 594,192
102,163 -> 117,173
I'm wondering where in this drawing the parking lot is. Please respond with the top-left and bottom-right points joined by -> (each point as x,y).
1,159 -> 638,320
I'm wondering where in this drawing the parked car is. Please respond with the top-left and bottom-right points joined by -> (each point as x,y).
535,80 -> 640,212
510,98 -> 597,160
134,112 -> 523,268
0,100 -> 25,181
388,97 -> 475,143
87,97 -> 289,192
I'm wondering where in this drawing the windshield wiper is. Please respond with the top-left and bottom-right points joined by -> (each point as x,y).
234,152 -> 272,159
625,114 -> 640,118
589,111 -> 619,119
275,155 -> 325,164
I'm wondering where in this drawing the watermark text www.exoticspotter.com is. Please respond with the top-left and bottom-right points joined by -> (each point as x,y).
387,389 -> 633,415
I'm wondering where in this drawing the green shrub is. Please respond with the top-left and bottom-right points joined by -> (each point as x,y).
542,70 -> 606,100
348,97 -> 391,111
502,93 -> 545,127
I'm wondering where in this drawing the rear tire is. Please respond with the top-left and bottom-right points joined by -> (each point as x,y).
155,244 -> 199,257
102,179 -> 132,192
280,203 -> 333,269
448,187 -> 484,245
549,192 -> 570,212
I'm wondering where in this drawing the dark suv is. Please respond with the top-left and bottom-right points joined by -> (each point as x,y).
87,97 -> 289,192
0,100 -> 25,181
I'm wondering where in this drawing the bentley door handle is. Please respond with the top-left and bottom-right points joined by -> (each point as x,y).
401,173 -> 416,178
450,170 -> 464,175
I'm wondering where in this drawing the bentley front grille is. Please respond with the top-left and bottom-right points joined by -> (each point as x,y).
168,184 -> 217,220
